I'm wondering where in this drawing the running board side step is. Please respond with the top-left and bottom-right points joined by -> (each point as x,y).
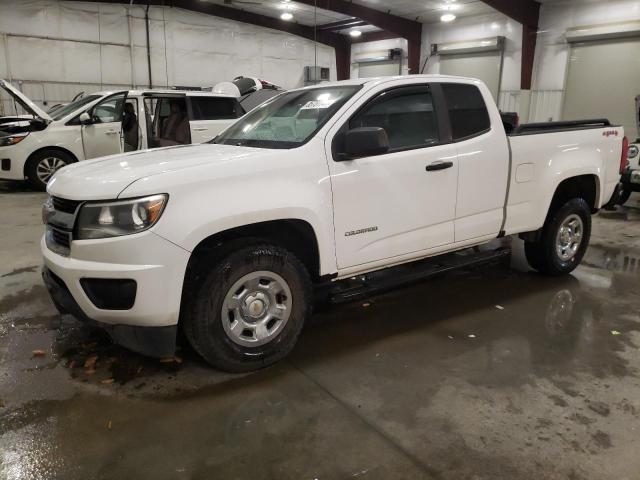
327,247 -> 511,304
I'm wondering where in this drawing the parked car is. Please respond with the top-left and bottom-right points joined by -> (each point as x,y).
41,75 -> 626,372
617,94 -> 640,205
0,79 -> 246,190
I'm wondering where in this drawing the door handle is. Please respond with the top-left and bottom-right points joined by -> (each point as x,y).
105,130 -> 118,135
193,127 -> 208,132
425,161 -> 453,172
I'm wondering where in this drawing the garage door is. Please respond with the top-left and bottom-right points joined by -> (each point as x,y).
563,38 -> 640,139
439,51 -> 502,100
358,60 -> 401,78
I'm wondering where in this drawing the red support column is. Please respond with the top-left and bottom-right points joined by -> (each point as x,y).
521,24 -> 538,90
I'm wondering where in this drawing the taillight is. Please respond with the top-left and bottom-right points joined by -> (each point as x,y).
620,136 -> 629,174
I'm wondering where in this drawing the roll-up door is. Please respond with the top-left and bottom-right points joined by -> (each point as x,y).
563,38 -> 640,139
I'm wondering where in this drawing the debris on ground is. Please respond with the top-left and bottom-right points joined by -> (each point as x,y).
587,401 -> 611,417
101,378 -> 115,385
468,334 -> 476,339
84,356 -> 98,369
495,305 -> 504,310
107,420 -> 112,430
362,302 -> 371,308
32,349 -> 47,358
611,330 -> 622,336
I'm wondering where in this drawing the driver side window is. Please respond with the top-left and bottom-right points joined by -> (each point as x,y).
91,93 -> 126,124
349,86 -> 439,152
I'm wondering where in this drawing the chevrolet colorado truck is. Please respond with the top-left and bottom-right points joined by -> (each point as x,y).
41,75 -> 627,372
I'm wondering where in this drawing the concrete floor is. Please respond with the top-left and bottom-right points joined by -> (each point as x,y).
1,180 -> 640,480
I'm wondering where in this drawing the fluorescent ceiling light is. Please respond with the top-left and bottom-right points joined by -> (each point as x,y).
350,29 -> 362,37
280,12 -> 293,20
441,13 -> 456,22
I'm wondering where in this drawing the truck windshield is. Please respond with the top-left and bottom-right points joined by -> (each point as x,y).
50,95 -> 101,121
212,85 -> 361,149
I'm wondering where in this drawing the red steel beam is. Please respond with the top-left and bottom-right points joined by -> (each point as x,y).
482,0 -> 541,89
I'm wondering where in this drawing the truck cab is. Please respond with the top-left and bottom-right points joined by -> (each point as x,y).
0,80 -> 245,190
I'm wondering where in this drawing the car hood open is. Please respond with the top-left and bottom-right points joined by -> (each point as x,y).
0,79 -> 52,122
47,143 -> 269,200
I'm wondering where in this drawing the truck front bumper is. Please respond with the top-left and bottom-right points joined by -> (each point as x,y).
41,231 -> 191,358
42,267 -> 177,357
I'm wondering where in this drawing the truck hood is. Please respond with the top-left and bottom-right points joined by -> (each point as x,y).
47,143 -> 264,200
0,79 -> 52,122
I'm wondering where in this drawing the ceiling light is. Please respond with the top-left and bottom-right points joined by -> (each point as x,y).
280,12 -> 293,20
350,29 -> 362,37
441,13 -> 456,22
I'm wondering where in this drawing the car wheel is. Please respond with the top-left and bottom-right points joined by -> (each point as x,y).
525,198 -> 591,276
25,149 -> 74,191
182,244 -> 312,372
617,186 -> 632,206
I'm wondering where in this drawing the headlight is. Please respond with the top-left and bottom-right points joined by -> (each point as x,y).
0,133 -> 29,147
76,194 -> 168,240
628,145 -> 639,160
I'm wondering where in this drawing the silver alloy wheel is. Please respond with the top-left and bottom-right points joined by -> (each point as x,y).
555,214 -> 584,261
36,156 -> 67,184
221,270 -> 292,347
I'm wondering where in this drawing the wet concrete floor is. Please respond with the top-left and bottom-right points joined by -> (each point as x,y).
1,180 -> 640,479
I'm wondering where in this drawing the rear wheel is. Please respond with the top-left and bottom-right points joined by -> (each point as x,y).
525,198 -> 591,276
25,149 -> 74,190
182,243 -> 312,372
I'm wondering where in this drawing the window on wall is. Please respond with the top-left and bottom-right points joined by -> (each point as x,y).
441,83 -> 491,140
349,86 -> 439,151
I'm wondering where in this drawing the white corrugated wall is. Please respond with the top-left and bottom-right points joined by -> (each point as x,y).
0,0 -> 337,114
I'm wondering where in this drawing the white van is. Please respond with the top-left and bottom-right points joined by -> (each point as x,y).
0,80 -> 246,189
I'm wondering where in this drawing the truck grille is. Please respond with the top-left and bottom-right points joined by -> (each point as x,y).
52,196 -> 82,214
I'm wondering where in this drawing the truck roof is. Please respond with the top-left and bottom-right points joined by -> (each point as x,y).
295,74 -> 481,91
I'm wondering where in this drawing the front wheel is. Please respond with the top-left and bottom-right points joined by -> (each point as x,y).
182,244 -> 312,372
525,198 -> 591,276
25,149 -> 74,191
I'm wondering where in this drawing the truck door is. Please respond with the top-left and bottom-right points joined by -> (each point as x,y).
81,92 -> 127,159
439,83 -> 510,241
326,83 -> 459,269
187,96 -> 243,143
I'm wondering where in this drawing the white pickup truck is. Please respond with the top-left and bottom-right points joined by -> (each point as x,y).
41,75 -> 627,372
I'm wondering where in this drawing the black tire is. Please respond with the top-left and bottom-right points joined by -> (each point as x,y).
182,244 -> 312,372
617,187 -> 632,206
524,198 -> 591,276
25,149 -> 75,191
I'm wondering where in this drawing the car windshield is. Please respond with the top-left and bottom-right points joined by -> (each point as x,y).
50,95 -> 102,121
212,85 -> 361,149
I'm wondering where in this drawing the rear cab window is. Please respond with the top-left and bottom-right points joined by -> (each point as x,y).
441,83 -> 491,141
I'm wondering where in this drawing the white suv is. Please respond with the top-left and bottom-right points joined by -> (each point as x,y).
0,80 -> 245,190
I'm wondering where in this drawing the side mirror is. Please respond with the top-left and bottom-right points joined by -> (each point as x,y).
79,112 -> 92,125
341,127 -> 390,160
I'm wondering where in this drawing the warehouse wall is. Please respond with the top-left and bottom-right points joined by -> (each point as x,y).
421,12 -> 522,92
533,0 -> 640,91
0,0 -> 336,114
